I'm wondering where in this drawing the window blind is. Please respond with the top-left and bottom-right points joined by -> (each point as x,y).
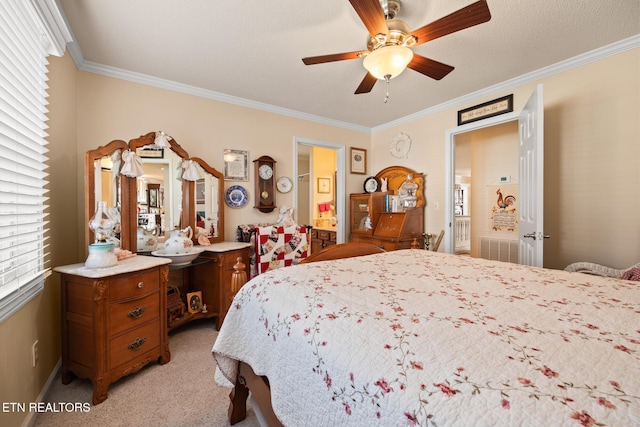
0,0 -> 51,323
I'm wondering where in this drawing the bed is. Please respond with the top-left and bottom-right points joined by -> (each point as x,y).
212,245 -> 639,426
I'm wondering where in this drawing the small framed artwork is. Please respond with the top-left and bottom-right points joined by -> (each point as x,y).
136,147 -> 164,159
148,188 -> 158,208
457,94 -> 514,126
186,291 -> 202,313
317,177 -> 331,194
223,149 -> 249,181
350,147 -> 367,175
196,179 -> 205,204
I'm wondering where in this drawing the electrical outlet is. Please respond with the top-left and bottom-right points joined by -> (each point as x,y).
32,340 -> 38,367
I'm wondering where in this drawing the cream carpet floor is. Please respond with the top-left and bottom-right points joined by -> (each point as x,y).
33,320 -> 260,427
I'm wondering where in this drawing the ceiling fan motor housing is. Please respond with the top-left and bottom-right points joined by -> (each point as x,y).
381,0 -> 401,20
366,19 -> 411,52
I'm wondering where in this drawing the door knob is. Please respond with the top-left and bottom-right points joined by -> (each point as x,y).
523,233 -> 551,240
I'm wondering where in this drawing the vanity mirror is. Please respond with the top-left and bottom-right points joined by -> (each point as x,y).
85,140 -> 130,249
127,132 -> 191,252
190,157 -> 224,243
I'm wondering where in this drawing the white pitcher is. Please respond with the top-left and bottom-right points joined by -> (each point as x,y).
137,226 -> 158,252
163,226 -> 194,254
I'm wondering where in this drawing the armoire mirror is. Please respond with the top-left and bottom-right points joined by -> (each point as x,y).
85,139 -> 130,249
190,157 -> 224,243
86,131 -> 227,253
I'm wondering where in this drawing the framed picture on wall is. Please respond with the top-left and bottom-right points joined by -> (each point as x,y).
223,149 -> 249,181
317,177 -> 331,194
148,187 -> 158,208
350,147 -> 366,174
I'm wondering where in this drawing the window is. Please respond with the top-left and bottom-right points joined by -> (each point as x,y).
0,0 -> 69,323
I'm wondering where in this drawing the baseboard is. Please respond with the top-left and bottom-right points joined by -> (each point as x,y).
21,359 -> 61,427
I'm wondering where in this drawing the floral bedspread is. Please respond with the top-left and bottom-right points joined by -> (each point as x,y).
212,250 -> 639,426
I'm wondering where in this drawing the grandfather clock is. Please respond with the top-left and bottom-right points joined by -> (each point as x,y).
253,155 -> 276,213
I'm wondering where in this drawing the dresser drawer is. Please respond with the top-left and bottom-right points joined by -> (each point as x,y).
317,230 -> 331,240
110,321 -> 160,369
109,292 -> 160,336
109,270 -> 159,302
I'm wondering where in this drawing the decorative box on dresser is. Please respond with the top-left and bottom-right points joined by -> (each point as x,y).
310,228 -> 336,254
54,256 -> 172,405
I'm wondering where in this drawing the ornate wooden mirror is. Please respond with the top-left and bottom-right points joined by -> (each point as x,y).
87,131 -> 227,253
85,139 -> 130,249
190,157 -> 225,243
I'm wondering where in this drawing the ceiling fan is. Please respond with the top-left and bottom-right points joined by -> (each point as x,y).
302,0 -> 492,94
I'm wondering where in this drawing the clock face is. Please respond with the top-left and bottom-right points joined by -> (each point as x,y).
259,164 -> 273,180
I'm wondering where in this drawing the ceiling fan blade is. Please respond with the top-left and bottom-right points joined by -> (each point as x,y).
349,0 -> 388,38
302,51 -> 366,65
408,54 -> 455,80
355,73 -> 377,94
409,0 -> 491,46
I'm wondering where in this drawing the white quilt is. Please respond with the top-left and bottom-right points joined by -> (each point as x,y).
213,250 -> 639,426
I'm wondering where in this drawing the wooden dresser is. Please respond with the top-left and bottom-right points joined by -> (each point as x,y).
55,256 -> 172,404
310,228 -> 336,254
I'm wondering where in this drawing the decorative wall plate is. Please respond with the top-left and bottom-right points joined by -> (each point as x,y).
225,185 -> 248,208
276,176 -> 292,193
389,132 -> 412,159
363,176 -> 379,193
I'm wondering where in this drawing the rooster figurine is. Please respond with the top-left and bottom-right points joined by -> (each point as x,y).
496,188 -> 516,210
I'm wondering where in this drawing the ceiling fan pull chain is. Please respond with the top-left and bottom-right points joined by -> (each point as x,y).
384,74 -> 391,103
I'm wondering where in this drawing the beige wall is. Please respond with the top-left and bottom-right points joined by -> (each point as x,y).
0,53 -> 79,427
371,48 -> 640,270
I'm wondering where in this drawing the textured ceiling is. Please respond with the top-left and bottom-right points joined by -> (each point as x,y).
58,0 -> 640,130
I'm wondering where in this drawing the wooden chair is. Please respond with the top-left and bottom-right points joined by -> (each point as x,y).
432,230 -> 444,252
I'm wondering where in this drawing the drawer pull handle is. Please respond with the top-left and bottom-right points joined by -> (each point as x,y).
137,281 -> 144,288
128,337 -> 146,350
127,306 -> 146,319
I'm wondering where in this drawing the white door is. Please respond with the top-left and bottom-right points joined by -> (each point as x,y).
518,84 -> 545,267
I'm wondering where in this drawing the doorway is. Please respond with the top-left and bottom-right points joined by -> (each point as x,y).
444,111 -> 520,254
445,85 -> 545,266
294,137 -> 346,243
453,122 -> 519,257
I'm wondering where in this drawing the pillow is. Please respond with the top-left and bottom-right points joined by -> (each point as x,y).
620,267 -> 640,281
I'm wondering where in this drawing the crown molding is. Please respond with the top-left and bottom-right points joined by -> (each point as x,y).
64,33 -> 638,135
29,0 -> 73,57
372,34 -> 640,132
70,54 -> 371,134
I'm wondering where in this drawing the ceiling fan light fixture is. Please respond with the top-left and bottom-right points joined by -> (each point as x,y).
363,45 -> 413,80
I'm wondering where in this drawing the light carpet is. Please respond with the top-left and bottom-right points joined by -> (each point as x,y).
33,320 -> 259,427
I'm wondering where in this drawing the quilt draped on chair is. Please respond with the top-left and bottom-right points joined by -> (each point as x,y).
254,225 -> 309,275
